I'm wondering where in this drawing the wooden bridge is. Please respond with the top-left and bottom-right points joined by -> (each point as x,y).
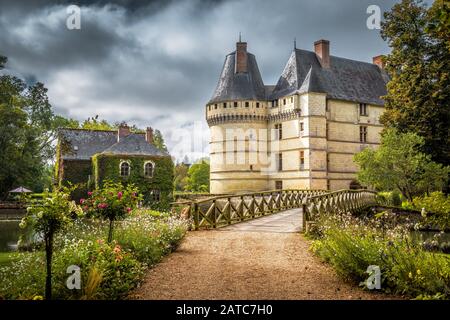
186,189 -> 378,232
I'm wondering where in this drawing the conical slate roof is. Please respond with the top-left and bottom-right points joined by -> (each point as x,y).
208,51 -> 266,103
270,49 -> 388,105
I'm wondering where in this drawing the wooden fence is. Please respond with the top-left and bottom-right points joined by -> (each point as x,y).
186,189 -> 378,231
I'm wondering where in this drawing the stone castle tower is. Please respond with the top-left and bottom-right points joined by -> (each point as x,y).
206,39 -> 388,194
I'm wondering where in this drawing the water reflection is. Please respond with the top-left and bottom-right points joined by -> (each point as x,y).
0,220 -> 20,252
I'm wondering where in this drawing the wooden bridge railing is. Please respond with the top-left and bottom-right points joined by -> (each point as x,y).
188,189 -> 327,230
186,189 -> 378,231
302,189 -> 378,232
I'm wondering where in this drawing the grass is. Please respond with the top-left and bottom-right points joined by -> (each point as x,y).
0,252 -> 21,266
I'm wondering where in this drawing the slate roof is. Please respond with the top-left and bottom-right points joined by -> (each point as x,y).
269,49 -> 389,105
58,128 -> 168,160
208,51 -> 266,103
101,133 -> 168,157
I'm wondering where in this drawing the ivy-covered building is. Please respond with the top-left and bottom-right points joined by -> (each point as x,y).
56,124 -> 174,208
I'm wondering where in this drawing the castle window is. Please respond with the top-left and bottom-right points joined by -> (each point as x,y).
275,123 -> 282,140
120,161 -> 130,177
272,100 -> 278,107
223,103 -> 227,108
283,98 -> 286,105
291,97 -> 293,103
359,103 -> 368,116
300,151 -> 305,170
245,101 -> 249,108
208,105 -> 211,111
278,153 -> 283,171
299,122 -> 304,134
250,165 -> 253,171
256,102 -> 260,108
144,161 -> 154,178
275,180 -> 283,190
214,104 -> 218,110
360,126 -> 368,142
234,102 -> 238,108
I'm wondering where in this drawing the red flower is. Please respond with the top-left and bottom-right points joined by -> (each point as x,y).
126,207 -> 132,213
80,198 -> 85,204
87,191 -> 93,196
117,192 -> 123,200
98,203 -> 108,209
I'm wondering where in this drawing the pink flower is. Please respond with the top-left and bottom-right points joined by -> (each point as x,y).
98,203 -> 108,209
87,191 -> 93,196
80,198 -> 85,204
117,192 -> 123,200
97,239 -> 104,245
126,207 -> 132,213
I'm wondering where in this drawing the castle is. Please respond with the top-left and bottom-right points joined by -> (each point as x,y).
206,39 -> 388,194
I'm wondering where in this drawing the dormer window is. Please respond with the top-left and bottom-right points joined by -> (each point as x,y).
144,161 -> 154,178
234,102 -> 238,108
256,102 -> 260,108
245,101 -> 249,108
283,98 -> 286,105
223,103 -> 227,108
120,161 -> 130,177
214,104 -> 218,110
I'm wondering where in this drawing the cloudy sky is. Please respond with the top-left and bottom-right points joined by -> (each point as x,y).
0,0 -> 429,161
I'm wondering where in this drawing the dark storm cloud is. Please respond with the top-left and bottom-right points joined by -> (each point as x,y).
0,0 -> 434,159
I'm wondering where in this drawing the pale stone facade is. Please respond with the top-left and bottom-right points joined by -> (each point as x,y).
206,40 -> 388,194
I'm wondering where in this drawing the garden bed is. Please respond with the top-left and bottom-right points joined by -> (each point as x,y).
0,209 -> 188,300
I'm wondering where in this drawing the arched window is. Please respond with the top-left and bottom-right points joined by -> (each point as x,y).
120,161 -> 130,177
144,161 -> 154,178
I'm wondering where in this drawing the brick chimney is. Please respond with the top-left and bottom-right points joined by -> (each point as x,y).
118,124 -> 130,141
314,39 -> 330,68
235,41 -> 248,73
145,127 -> 154,144
372,55 -> 385,69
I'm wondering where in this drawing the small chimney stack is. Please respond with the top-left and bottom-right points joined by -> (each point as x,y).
118,124 -> 130,141
145,127 -> 154,144
372,55 -> 385,69
235,40 -> 248,73
314,39 -> 330,68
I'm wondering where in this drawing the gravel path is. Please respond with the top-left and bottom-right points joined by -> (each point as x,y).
130,210 -> 395,300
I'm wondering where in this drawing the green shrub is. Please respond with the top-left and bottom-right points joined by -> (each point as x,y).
0,210 -> 188,300
404,192 -> 450,230
311,214 -> 450,299
378,191 -> 402,206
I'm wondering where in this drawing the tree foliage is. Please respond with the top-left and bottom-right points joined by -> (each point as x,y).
174,162 -> 189,191
380,0 -> 450,166
20,187 -> 83,299
186,158 -> 210,192
0,56 -> 60,197
354,129 -> 449,201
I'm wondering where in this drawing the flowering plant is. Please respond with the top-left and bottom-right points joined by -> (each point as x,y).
81,181 -> 142,242
21,186 -> 83,299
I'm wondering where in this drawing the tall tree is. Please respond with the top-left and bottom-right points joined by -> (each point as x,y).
380,0 -> 450,166
354,129 -> 448,201
153,129 -> 168,152
186,158 -> 210,192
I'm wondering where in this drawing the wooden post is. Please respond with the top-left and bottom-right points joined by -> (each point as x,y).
302,203 -> 307,233
193,203 -> 199,230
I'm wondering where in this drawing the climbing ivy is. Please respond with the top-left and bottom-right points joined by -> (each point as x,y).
92,154 -> 174,210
